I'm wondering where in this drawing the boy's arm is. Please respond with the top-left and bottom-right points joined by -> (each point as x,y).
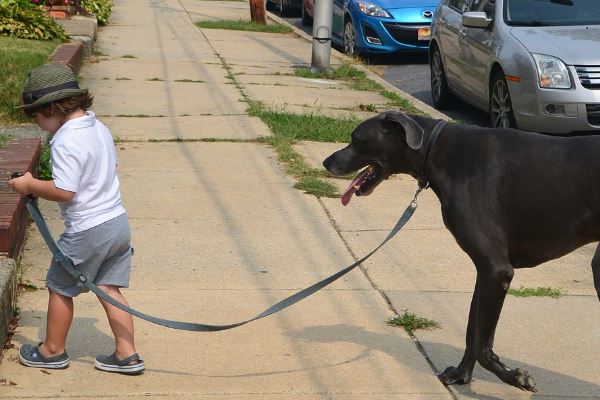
8,172 -> 75,202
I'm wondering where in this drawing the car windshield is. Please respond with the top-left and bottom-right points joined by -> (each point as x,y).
505,0 -> 600,26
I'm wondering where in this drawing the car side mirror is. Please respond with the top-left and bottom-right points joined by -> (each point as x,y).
463,11 -> 492,28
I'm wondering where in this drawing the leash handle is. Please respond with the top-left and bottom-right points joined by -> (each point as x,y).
25,192 -> 419,332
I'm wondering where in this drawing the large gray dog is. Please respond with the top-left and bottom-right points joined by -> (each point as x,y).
323,111 -> 600,392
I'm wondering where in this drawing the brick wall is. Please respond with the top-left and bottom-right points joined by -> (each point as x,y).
0,138 -> 41,258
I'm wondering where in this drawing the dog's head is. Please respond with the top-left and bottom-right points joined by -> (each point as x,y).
323,111 -> 425,205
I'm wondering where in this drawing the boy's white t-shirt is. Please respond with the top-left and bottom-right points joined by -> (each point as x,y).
50,112 -> 126,233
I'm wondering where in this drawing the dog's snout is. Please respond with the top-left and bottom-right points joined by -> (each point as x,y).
323,155 -> 333,171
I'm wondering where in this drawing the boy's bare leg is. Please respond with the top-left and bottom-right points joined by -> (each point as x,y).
96,285 -> 137,362
40,290 -> 73,356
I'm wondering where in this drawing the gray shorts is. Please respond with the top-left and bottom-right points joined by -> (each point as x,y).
46,213 -> 133,297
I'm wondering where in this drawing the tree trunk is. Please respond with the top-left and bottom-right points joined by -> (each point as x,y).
249,0 -> 266,24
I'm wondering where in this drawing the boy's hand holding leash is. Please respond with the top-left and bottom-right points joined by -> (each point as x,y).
8,171 -> 34,197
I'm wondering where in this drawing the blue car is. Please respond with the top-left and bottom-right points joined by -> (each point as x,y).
304,0 -> 440,56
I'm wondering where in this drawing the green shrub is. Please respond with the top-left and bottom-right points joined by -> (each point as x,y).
0,0 -> 68,40
80,0 -> 112,25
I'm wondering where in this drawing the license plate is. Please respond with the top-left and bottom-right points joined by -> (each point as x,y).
418,27 -> 432,41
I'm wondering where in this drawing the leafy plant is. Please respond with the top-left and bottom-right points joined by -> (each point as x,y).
80,0 -> 113,25
38,143 -> 52,180
387,310 -> 440,333
0,0 -> 68,40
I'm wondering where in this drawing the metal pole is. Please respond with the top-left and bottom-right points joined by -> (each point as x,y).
310,0 -> 333,72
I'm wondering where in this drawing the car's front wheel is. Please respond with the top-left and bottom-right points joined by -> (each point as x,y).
430,45 -> 453,109
490,71 -> 517,129
278,0 -> 291,17
344,19 -> 357,57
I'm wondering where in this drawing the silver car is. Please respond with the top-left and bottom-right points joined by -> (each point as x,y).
429,0 -> 600,134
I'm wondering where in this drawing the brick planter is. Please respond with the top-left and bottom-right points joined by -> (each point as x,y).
0,138 -> 41,259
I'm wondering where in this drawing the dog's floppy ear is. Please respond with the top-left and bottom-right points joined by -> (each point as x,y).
382,112 -> 424,150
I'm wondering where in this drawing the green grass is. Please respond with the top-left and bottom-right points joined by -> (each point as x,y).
294,64 -> 421,113
0,36 -> 60,124
249,101 -> 359,197
175,79 -> 205,83
195,20 -> 293,34
387,310 -> 440,333
508,286 -> 564,298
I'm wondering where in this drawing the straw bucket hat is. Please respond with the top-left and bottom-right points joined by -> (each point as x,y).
18,64 -> 88,110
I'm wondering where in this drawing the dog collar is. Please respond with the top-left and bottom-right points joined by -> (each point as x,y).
419,120 -> 447,189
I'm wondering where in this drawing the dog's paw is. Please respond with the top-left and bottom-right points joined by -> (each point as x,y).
439,365 -> 473,385
509,368 -> 537,392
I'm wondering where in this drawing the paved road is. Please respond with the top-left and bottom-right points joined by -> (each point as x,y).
285,16 -> 489,127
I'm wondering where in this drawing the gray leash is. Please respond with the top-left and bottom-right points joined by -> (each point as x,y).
24,194 -> 420,332
16,118 -> 446,332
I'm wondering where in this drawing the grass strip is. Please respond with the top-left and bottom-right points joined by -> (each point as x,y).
295,63 -> 422,114
249,101 -> 360,197
508,286 -> 564,298
387,310 -> 440,333
0,36 -> 60,124
195,20 -> 293,34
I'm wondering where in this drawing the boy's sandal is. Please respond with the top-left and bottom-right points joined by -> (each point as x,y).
19,343 -> 70,369
94,352 -> 145,375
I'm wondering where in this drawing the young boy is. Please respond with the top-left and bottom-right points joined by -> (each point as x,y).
8,63 -> 144,374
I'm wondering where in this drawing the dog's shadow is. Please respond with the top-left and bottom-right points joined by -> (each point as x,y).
285,324 -> 600,400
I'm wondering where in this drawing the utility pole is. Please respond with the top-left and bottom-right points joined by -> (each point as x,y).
249,0 -> 266,24
310,0 -> 333,72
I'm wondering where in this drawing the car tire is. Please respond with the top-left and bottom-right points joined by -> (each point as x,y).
489,71 -> 517,129
344,19 -> 358,57
430,45 -> 453,110
301,4 -> 313,26
278,0 -> 289,17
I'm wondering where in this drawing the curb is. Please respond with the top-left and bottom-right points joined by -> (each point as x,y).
0,257 -> 17,349
50,41 -> 84,75
266,12 -> 451,121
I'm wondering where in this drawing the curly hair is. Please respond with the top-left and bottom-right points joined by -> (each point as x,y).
24,92 -> 94,119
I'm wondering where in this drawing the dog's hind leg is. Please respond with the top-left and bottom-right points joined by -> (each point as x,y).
591,243 -> 600,302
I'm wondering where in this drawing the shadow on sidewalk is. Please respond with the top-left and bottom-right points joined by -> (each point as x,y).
289,324 -> 600,400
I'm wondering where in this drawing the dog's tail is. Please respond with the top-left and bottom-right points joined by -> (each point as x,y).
592,244 -> 600,302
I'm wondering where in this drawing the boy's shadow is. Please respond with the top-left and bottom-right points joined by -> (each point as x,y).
285,324 -> 600,400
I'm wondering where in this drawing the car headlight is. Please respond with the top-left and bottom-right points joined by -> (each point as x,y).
356,1 -> 391,18
532,53 -> 572,89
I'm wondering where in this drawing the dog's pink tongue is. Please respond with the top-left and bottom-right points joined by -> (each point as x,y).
341,169 -> 369,206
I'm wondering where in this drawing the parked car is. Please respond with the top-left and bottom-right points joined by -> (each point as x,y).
267,0 -> 302,17
302,0 -> 440,57
429,0 -> 600,134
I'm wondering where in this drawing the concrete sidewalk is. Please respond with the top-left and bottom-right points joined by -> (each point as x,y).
1,0 -> 599,398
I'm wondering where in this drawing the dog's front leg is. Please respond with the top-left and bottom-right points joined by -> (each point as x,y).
472,263 -> 537,392
439,280 -> 479,385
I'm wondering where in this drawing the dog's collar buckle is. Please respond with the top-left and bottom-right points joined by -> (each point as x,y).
412,181 -> 429,207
